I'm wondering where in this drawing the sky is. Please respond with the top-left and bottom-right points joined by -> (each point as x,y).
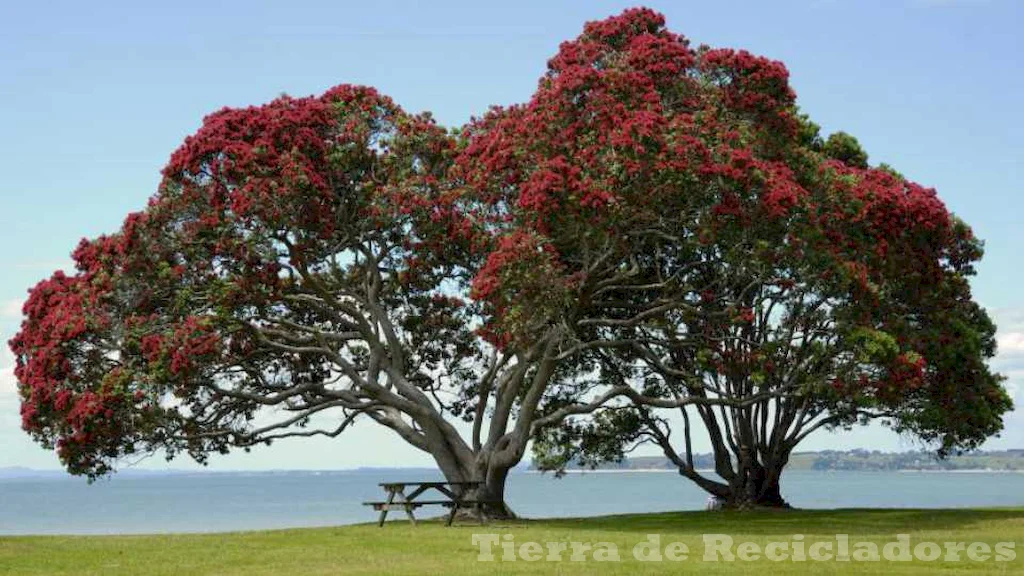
1,0 -> 1022,472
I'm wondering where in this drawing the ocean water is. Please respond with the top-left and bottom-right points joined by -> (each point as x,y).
1,469 -> 1022,535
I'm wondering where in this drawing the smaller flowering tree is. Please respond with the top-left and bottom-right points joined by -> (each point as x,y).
458,8 -> 1011,508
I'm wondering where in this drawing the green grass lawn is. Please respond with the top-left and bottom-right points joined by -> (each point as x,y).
2,508 -> 1022,575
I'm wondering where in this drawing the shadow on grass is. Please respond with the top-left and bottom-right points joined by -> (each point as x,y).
506,508 -> 1024,536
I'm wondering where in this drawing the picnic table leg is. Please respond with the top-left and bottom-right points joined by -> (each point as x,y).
378,487 -> 397,527
398,489 -> 417,525
445,502 -> 459,527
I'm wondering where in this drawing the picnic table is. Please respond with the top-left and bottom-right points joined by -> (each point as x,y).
363,481 -> 489,527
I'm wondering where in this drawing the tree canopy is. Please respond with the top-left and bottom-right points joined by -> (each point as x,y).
498,8 -> 1011,506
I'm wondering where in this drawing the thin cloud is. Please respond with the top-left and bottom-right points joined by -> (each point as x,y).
1003,373 -> 1022,400
992,308 -> 1024,372
0,340 -> 17,396
0,299 -> 24,320
998,332 -> 1024,355
0,365 -> 15,396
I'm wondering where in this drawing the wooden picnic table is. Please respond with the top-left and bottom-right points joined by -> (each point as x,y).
363,481 -> 488,527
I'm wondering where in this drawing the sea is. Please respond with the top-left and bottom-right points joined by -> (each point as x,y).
2,469 -> 1022,535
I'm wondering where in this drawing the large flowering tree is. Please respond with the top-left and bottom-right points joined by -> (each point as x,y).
8,85 -> 660,517
460,8 -> 1011,508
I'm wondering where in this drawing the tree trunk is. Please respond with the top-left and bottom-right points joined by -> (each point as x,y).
472,464 -> 517,520
726,459 -> 790,509
428,444 -> 517,521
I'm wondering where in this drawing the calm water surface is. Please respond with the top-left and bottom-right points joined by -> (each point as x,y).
2,469 -> 1022,535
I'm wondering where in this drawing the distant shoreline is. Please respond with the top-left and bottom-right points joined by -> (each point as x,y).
527,468 -> 1024,475
895,468 -> 1024,474
531,449 -> 1024,474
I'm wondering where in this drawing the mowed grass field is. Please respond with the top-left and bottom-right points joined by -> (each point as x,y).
1,508 -> 1022,575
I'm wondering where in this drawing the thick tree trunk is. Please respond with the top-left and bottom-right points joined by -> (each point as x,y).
727,466 -> 788,509
471,464 -> 517,520
723,453 -> 790,509
428,444 -> 517,521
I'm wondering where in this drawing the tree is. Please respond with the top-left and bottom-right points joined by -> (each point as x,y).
9,8 -> 1011,516
458,8 -> 1011,508
7,85 -> 639,518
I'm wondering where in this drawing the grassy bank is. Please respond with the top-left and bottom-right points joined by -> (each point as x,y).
2,508 -> 1022,574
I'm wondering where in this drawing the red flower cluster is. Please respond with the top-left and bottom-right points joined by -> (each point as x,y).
163,85 -> 386,240
700,48 -> 796,117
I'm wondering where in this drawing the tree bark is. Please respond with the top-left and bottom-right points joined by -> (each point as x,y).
475,464 -> 516,519
724,455 -> 790,509
427,443 -> 517,520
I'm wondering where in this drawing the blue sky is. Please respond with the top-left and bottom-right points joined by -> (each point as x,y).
1,0 -> 1022,471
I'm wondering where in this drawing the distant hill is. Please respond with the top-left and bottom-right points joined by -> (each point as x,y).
531,449 -> 1024,472
0,466 -> 201,479
0,466 -> 452,480
0,467 -> 67,479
